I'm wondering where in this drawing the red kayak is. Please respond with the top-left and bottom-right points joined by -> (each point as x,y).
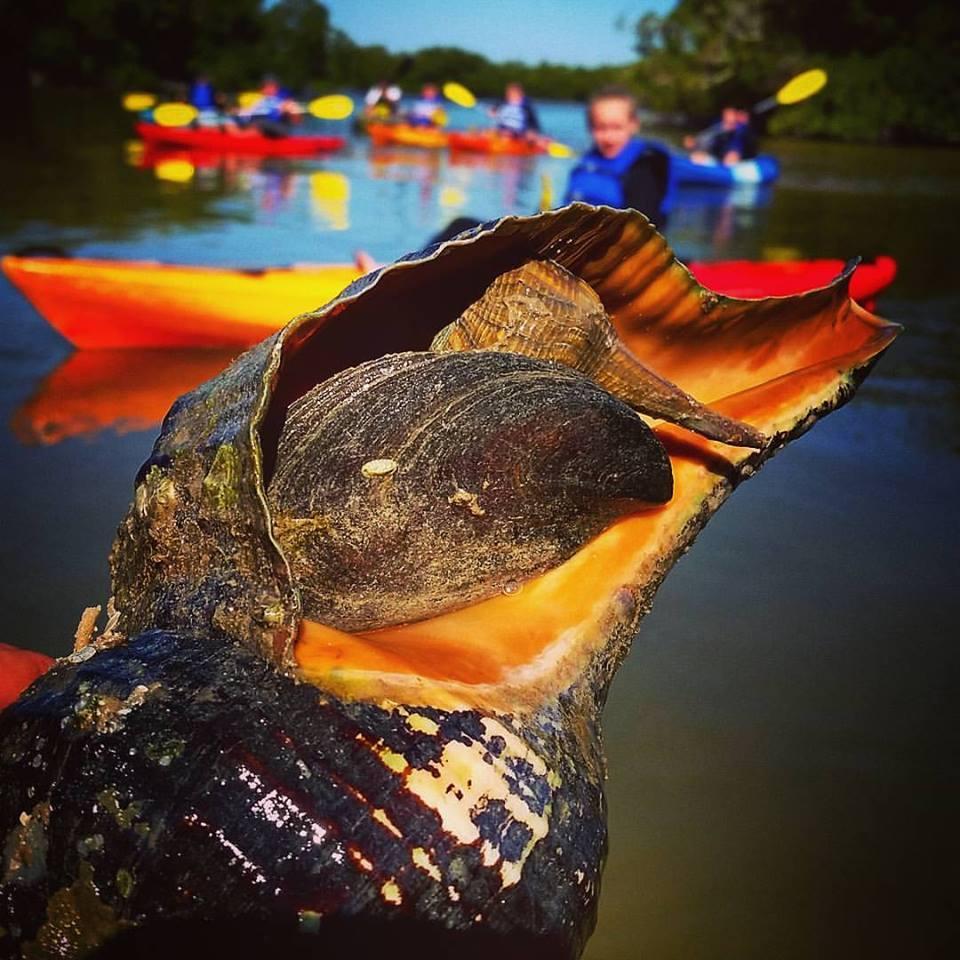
0,643 -> 53,710
3,254 -> 896,350
692,256 -> 897,308
136,122 -> 345,156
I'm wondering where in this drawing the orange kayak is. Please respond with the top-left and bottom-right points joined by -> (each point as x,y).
367,123 -> 449,149
3,255 -> 362,349
447,131 -> 547,155
3,254 -> 896,350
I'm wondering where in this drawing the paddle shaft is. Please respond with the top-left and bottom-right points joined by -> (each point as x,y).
691,70 -> 826,144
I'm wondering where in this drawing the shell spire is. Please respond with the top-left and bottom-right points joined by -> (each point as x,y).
432,259 -> 766,448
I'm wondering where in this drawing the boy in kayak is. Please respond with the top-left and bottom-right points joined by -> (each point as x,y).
364,80 -> 403,119
564,86 -> 672,228
237,77 -> 300,138
189,74 -> 226,128
407,83 -> 445,127
489,82 -> 542,140
685,106 -> 758,165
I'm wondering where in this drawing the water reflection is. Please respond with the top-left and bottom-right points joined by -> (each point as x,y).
670,183 -> 775,259
12,348 -> 238,445
134,143 -> 303,210
309,171 -> 350,230
447,150 -> 539,212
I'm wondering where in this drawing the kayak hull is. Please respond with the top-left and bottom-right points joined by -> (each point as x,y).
672,153 -> 780,186
448,131 -> 546,155
692,256 -> 896,303
3,256 -> 362,349
367,123 -> 450,149
135,122 -> 345,156
3,254 -> 895,351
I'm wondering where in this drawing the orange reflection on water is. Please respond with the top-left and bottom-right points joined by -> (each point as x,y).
13,348 -> 238,445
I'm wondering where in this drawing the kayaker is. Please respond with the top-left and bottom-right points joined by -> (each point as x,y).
407,83 -> 444,127
563,86 -> 673,229
364,80 -> 403,119
685,106 -> 758,165
189,74 -> 221,127
489,82 -> 542,140
238,76 -> 299,138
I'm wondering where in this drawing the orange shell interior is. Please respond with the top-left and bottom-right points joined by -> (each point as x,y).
296,224 -> 898,712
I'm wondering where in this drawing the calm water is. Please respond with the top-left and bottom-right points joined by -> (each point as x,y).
1,96 -> 958,957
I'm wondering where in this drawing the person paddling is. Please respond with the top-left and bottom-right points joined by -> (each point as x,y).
237,76 -> 299,138
364,80 -> 402,119
685,106 -> 758,165
564,86 -> 673,229
489,82 -> 542,141
407,83 -> 444,127
189,74 -> 223,128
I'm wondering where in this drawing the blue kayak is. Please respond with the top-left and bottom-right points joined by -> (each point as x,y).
671,153 -> 780,187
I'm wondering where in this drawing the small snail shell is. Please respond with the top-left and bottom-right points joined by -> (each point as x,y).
432,259 -> 765,448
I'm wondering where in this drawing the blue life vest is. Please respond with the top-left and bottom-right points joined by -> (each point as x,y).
253,93 -> 284,121
409,97 -> 440,126
494,101 -> 527,134
564,138 -> 676,217
709,123 -> 754,161
190,81 -> 216,111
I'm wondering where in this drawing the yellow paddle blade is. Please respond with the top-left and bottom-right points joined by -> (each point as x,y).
123,140 -> 145,167
443,82 -> 476,109
123,92 -> 156,112
538,173 -> 554,211
308,94 -> 355,120
439,185 -> 467,208
154,158 -> 195,184
237,91 -> 262,110
546,141 -> 575,159
152,103 -> 198,127
776,69 -> 828,106
310,171 -> 350,230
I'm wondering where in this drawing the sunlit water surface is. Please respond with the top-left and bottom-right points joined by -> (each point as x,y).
1,95 -> 958,958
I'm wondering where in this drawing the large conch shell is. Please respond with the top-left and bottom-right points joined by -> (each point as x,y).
0,206 -> 898,960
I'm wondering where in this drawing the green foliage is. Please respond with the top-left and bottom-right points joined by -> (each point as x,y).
632,0 -> 960,143
17,0 -> 956,143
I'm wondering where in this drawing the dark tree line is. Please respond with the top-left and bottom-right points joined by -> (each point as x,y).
14,0 -> 622,102
10,0 -> 959,143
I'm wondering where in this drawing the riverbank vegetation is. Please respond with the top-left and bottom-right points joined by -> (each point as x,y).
10,0 -> 958,144
632,0 -> 959,144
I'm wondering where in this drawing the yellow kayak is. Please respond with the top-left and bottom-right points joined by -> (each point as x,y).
367,123 -> 450,149
2,255 -> 362,349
